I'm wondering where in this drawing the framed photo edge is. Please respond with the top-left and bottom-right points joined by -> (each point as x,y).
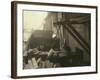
11,1 -> 98,79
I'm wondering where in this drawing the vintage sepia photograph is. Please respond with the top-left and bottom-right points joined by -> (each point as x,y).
11,1 -> 97,78
23,11 -> 91,69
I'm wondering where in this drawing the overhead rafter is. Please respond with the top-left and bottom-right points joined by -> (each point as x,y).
54,21 -> 90,53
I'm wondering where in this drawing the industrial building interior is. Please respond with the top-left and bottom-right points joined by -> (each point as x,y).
23,11 -> 91,69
